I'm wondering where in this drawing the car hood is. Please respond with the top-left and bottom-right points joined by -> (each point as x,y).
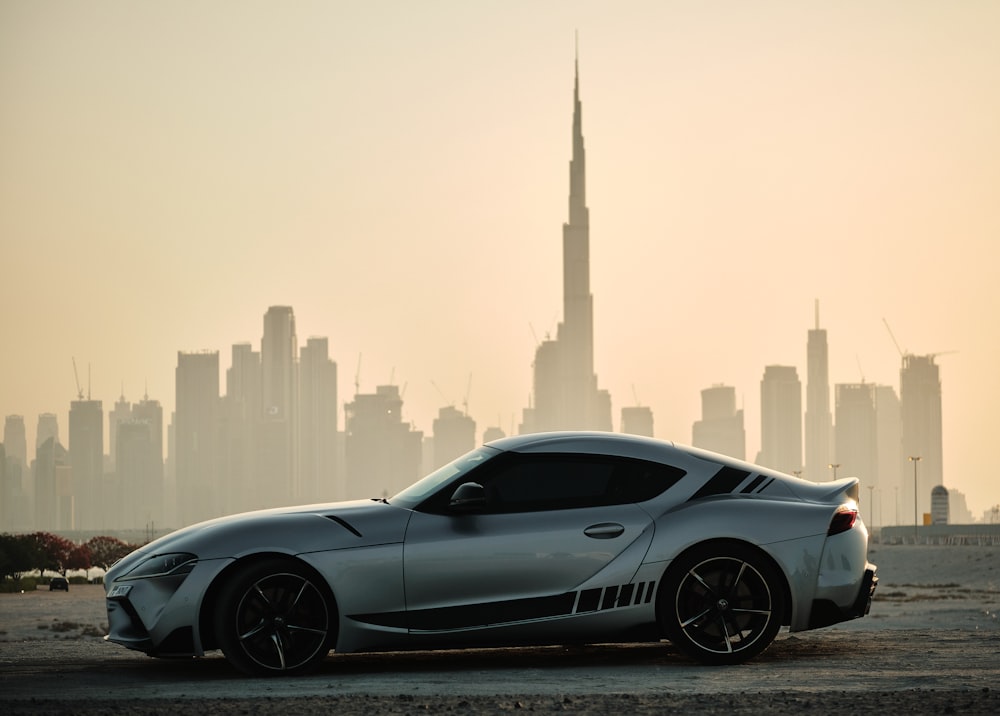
113,499 -> 412,568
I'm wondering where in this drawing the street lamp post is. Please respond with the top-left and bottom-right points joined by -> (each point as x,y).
909,456 -> 922,543
867,484 -> 875,531
828,463 -> 840,480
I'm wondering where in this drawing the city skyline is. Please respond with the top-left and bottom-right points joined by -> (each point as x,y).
2,2 -> 999,517
1,301 -> 983,528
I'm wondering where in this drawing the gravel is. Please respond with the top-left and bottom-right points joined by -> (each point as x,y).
2,543 -> 998,715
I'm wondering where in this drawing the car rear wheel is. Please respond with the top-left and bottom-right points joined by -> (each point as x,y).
214,559 -> 335,675
659,542 -> 784,665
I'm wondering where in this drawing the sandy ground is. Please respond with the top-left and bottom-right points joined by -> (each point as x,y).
1,543 -> 998,714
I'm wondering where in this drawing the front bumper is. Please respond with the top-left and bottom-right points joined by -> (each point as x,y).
104,557 -> 232,657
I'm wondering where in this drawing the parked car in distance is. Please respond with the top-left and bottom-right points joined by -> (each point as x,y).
49,577 -> 69,591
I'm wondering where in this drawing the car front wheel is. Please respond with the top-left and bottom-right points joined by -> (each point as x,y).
214,559 -> 335,675
659,542 -> 784,665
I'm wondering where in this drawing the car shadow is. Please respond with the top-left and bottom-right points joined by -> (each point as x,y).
133,634 -> 872,682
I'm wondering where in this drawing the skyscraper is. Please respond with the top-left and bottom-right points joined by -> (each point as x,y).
3,415 -> 27,467
834,383 -> 877,492
2,416 -> 28,531
874,385 -> 901,525
131,393 -> 165,528
223,342 -> 261,514
900,354 -> 943,524
522,52 -> 612,434
36,413 -> 59,452
345,385 -> 422,499
0,415 -> 34,531
0,443 -> 6,528
692,385 -> 745,459
621,406 -> 654,438
69,398 -> 103,529
175,350 -> 220,526
805,302 -> 833,480
260,306 -> 298,506
299,336 -> 338,503
431,405 -> 476,469
108,391 -> 132,471
117,419 -> 156,530
758,366 -> 802,475
34,436 -> 71,530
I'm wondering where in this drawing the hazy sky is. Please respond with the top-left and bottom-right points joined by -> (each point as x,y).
2,1 -> 998,516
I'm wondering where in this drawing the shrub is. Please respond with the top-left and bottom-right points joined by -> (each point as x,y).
0,576 -> 39,593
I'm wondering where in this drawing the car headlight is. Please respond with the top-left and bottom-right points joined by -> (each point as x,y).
119,552 -> 198,581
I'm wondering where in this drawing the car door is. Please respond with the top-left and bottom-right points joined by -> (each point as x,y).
401,453 -> 661,632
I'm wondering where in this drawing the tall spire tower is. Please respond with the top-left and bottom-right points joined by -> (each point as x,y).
521,44 -> 611,434
560,44 -> 595,408
805,300 -> 833,480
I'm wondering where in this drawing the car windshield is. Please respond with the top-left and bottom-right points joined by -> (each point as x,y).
389,446 -> 500,509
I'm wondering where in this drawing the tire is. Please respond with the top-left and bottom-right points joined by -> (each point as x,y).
659,542 -> 784,665
213,558 -> 335,676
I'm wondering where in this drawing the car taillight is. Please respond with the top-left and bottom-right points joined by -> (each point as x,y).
828,507 -> 858,535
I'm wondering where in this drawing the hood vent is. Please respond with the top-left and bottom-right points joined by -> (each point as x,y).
323,514 -> 363,538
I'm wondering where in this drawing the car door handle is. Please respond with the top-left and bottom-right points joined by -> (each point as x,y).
584,523 -> 625,539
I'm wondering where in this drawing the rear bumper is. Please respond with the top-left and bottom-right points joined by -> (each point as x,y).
854,566 -> 878,616
808,564 -> 878,629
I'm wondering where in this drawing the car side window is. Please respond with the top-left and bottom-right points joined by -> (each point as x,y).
487,459 -> 614,511
432,453 -> 685,514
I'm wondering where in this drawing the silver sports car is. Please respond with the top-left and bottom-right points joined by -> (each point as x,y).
105,432 -> 877,675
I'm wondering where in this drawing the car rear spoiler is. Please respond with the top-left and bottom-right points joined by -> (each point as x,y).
787,476 -> 860,505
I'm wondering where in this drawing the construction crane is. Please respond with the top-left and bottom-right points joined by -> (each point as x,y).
884,318 -> 956,363
883,318 -> 906,358
430,380 -> 453,407
72,357 -> 84,400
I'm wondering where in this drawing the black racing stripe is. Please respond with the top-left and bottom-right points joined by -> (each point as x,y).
350,580 -> 660,632
352,592 -> 578,632
688,467 -> 751,501
619,583 -> 635,607
577,588 -> 601,613
633,582 -> 646,605
740,474 -> 767,494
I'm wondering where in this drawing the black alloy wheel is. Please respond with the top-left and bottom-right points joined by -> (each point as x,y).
660,542 -> 784,665
214,559 -> 335,675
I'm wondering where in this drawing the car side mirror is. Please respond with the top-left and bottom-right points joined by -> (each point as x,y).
449,482 -> 486,512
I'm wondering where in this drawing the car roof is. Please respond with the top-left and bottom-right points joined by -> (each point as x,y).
485,431 -> 680,463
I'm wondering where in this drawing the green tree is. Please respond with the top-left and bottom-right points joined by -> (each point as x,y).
0,534 -> 33,579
